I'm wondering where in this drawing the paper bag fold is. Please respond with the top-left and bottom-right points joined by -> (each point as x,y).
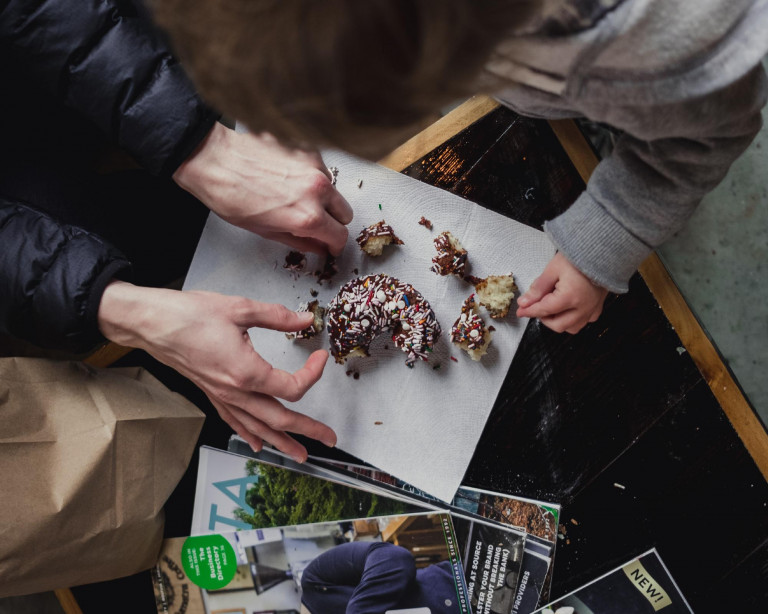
0,358 -> 205,597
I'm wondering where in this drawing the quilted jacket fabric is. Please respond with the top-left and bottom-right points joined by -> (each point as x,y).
0,0 -> 218,353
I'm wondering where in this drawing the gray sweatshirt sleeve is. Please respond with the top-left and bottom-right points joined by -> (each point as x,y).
544,64 -> 767,293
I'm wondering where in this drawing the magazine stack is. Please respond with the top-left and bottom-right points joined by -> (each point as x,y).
151,441 -> 690,614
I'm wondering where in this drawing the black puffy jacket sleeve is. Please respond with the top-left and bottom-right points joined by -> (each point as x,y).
0,198 -> 132,352
0,0 -> 218,353
0,0 -> 218,176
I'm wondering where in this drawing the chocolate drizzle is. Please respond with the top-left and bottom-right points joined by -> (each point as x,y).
326,274 -> 441,366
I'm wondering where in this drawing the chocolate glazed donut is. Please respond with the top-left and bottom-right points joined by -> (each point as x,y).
326,274 -> 441,367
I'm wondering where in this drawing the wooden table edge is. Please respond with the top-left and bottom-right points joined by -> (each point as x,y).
54,588 -> 84,614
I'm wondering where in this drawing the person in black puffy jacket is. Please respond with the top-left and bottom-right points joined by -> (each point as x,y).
0,0 -> 348,461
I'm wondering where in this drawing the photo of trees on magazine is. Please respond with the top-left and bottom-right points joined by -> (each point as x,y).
152,511 -> 470,614
227,458 -> 415,529
191,445 -> 428,534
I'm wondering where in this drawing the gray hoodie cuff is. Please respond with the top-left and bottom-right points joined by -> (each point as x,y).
543,192 -> 652,294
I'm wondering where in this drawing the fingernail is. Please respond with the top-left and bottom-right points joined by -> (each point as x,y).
291,454 -> 306,464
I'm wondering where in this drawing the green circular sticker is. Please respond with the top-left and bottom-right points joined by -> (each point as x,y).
181,534 -> 238,590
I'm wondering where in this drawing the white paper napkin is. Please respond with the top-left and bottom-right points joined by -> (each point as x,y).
183,150 -> 555,501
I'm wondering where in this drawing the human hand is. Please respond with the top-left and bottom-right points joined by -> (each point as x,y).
173,123 -> 353,255
97,280 -> 337,461
516,252 -> 608,334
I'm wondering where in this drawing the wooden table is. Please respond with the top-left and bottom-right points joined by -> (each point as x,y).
66,97 -> 768,613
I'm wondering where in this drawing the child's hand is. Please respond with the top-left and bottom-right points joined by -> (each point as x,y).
516,252 -> 608,334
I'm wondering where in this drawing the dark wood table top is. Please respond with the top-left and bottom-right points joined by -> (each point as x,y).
70,97 -> 768,613
387,98 -> 768,612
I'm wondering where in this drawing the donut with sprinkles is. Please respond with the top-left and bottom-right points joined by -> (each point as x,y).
326,274 -> 441,367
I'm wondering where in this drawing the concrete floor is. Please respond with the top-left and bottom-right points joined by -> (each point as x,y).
658,61 -> 768,427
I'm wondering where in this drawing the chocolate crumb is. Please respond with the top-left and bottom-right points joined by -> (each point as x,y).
352,268 -> 359,275
488,326 -> 496,332
284,250 -> 306,270
430,231 -> 468,277
374,421 -> 383,425
418,216 -> 433,230
309,288 -> 319,297
314,254 -> 338,284
353,372 -> 360,380
346,370 -> 353,377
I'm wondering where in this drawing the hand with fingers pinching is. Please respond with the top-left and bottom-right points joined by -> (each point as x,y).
173,122 -> 354,256
97,280 -> 337,462
516,252 -> 609,334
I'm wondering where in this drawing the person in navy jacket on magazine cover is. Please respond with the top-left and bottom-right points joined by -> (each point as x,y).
300,541 -> 463,614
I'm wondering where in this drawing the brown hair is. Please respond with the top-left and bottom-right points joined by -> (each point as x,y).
152,0 -> 523,157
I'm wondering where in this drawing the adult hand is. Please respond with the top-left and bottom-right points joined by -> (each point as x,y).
516,252 -> 608,334
173,123 -> 353,255
97,280 -> 337,462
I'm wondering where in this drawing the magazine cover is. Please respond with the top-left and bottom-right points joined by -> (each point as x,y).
297,450 -> 559,613
191,446 -> 427,534
300,458 -> 560,544
533,549 -> 693,614
511,550 -> 551,614
227,441 -> 537,612
153,511 -> 471,614
451,486 -> 559,545
227,437 -> 446,511
302,455 -> 559,546
454,514 -> 527,614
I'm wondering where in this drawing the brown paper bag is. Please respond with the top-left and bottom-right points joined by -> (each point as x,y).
0,357 -> 205,597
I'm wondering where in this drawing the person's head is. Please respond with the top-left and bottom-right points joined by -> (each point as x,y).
152,0 -> 525,158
